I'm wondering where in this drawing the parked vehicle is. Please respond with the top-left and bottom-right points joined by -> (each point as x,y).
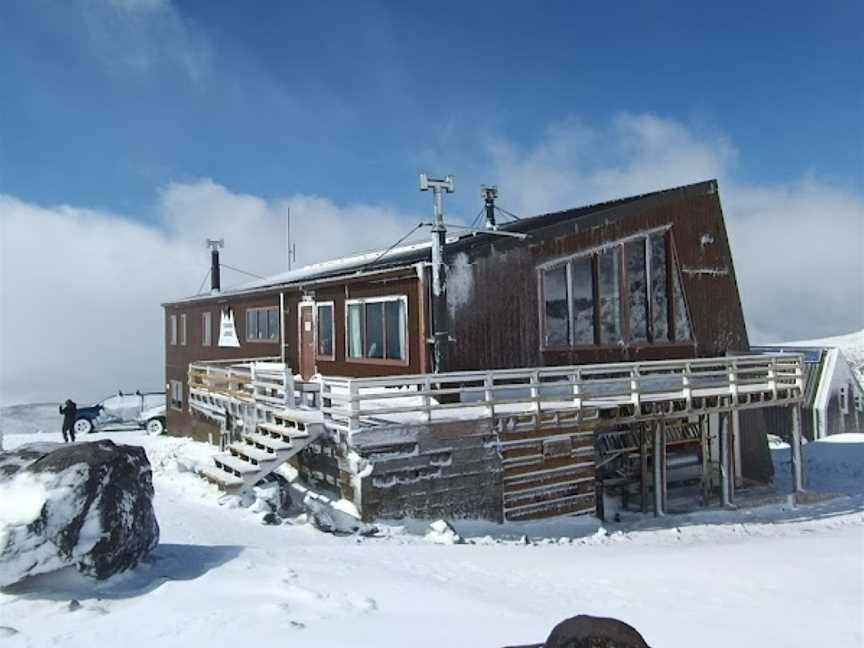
72,391 -> 166,435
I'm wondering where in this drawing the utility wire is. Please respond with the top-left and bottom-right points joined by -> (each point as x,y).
361,222 -> 426,272
469,205 -> 486,229
196,268 -> 211,295
220,263 -> 265,279
495,205 -> 522,221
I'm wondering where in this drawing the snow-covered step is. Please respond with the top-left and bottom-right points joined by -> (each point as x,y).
228,443 -> 280,464
199,464 -> 244,489
258,422 -> 310,439
273,407 -> 324,426
243,432 -> 293,452
213,453 -> 260,475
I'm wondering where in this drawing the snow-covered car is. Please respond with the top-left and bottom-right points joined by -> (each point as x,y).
137,403 -> 167,435
72,391 -> 166,435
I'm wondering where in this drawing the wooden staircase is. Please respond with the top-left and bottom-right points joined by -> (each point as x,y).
188,360 -> 325,492
199,406 -> 325,491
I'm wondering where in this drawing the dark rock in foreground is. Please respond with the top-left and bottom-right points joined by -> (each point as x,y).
0,440 -> 159,587
504,614 -> 650,648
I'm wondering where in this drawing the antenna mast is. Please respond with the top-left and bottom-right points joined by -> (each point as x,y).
419,173 -> 454,373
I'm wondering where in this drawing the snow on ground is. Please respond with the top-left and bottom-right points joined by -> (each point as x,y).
1,422 -> 862,647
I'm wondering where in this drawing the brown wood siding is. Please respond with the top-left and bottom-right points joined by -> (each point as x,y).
445,181 -> 749,371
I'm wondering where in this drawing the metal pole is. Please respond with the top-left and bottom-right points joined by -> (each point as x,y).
791,404 -> 804,500
420,174 -> 454,374
653,421 -> 664,516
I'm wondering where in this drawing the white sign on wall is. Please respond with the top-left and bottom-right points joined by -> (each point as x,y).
218,308 -> 240,347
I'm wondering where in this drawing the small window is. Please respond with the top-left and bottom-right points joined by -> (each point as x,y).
179,313 -> 187,346
542,265 -> 569,346
169,380 -> 183,411
598,247 -> 622,344
245,306 -> 279,342
626,239 -> 648,342
649,233 -> 669,343
316,303 -> 334,358
169,314 -> 177,345
346,297 -> 407,362
202,312 -> 212,346
839,384 -> 850,415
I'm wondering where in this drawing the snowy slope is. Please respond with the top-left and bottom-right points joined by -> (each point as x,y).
0,425 -> 862,647
780,328 -> 864,388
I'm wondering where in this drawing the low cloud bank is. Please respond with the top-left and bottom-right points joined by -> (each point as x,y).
1,113 -> 861,405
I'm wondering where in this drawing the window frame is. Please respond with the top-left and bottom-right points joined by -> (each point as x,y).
315,301 -> 336,361
202,311 -> 212,347
179,313 -> 187,346
245,305 -> 280,343
169,314 -> 177,346
344,295 -> 409,366
537,226 -> 694,351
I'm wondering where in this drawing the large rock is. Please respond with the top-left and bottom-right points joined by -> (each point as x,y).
543,615 -> 650,648
0,440 -> 159,587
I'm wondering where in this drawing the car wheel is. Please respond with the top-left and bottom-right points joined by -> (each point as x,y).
74,418 -> 94,435
146,417 -> 165,435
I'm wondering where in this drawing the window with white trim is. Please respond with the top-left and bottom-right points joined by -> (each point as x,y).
202,311 -> 212,346
169,314 -> 177,345
540,230 -> 692,347
346,296 -> 407,362
316,302 -> 334,358
246,306 -> 279,342
180,313 -> 187,346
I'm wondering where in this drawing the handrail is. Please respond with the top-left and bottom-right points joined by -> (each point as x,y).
318,353 -> 805,433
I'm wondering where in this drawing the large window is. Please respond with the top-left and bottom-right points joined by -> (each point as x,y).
540,229 -> 692,348
346,296 -> 407,362
246,306 -> 279,342
316,302 -> 334,359
202,311 -> 212,347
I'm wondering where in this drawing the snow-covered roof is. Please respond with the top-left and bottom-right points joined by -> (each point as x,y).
165,178 -> 720,305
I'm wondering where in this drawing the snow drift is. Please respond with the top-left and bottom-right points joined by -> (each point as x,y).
0,440 -> 159,587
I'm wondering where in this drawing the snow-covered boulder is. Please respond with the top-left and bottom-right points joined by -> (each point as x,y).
424,519 -> 464,545
0,440 -> 159,587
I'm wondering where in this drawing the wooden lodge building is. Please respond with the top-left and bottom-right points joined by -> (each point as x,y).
162,180 -> 806,522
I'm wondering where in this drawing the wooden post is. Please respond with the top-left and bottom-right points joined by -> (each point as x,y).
653,421 -> 664,516
659,420 -> 668,510
699,414 -> 711,506
791,403 -> 805,500
731,409 -> 742,490
640,423 -> 649,513
720,413 -> 733,508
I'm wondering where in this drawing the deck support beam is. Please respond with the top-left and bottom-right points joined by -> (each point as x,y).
639,423 -> 649,513
791,403 -> 805,501
699,414 -> 711,506
720,412 -> 734,508
652,421 -> 665,516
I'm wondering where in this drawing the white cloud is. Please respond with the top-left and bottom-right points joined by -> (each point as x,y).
486,113 -> 864,345
77,0 -> 212,82
0,185 -> 414,405
1,113 -> 861,406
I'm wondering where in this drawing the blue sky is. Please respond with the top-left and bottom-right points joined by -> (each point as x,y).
1,0 -> 862,404
1,0 -> 861,217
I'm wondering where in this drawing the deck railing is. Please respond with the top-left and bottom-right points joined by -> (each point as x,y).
188,358 -> 294,418
319,354 -> 804,434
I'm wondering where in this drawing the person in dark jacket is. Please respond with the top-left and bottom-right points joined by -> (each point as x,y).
59,399 -> 77,443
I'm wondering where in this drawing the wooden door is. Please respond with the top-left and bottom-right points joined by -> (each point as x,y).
299,304 -> 315,379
